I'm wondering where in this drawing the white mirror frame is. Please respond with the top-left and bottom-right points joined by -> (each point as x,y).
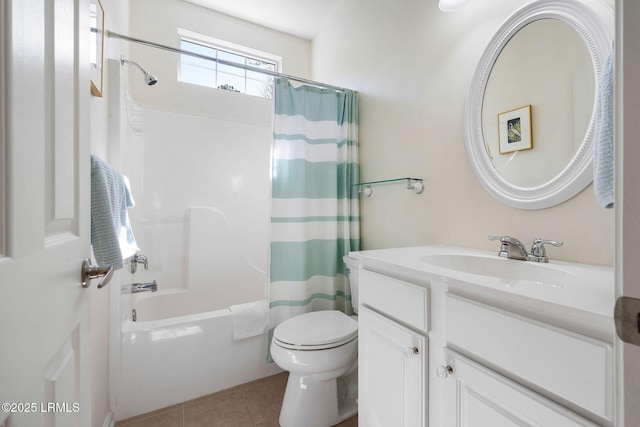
464,0 -> 614,209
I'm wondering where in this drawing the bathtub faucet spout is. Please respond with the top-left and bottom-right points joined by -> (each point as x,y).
131,280 -> 158,293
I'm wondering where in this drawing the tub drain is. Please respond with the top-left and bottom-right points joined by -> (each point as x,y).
132,309 -> 137,322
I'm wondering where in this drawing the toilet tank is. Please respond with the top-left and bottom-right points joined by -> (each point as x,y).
343,256 -> 360,314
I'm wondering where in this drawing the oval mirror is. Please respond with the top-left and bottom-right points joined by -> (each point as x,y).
464,0 -> 614,209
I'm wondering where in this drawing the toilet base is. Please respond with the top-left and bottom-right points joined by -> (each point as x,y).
279,373 -> 358,427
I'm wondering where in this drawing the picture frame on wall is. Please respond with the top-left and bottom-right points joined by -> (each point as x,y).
90,0 -> 104,97
498,105 -> 532,154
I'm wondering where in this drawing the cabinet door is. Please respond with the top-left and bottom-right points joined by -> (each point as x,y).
359,306 -> 427,427
441,351 -> 600,427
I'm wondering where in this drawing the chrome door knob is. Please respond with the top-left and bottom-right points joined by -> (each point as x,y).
81,259 -> 114,289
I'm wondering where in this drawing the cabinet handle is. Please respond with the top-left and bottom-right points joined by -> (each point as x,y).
437,365 -> 454,379
405,346 -> 420,357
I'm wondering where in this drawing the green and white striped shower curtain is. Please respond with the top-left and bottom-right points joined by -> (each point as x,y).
268,77 -> 360,342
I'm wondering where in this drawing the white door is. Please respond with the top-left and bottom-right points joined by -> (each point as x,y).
0,0 -> 92,426
358,306 -> 426,427
616,0 -> 640,425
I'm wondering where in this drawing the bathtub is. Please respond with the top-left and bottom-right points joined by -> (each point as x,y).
110,289 -> 282,421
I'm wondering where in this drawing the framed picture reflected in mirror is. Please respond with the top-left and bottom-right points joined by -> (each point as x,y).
498,105 -> 532,154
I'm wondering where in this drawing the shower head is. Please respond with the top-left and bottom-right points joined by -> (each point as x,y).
121,56 -> 158,86
145,73 -> 158,86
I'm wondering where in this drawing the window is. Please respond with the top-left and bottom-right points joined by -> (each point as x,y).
178,31 -> 280,99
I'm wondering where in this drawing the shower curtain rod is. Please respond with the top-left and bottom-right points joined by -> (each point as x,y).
106,31 -> 351,93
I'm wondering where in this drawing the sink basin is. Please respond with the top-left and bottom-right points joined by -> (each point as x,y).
419,253 -> 571,287
349,245 -> 614,324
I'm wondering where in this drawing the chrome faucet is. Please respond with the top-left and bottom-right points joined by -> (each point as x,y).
131,280 -> 158,293
488,236 -> 563,263
489,236 -> 529,260
130,253 -> 149,274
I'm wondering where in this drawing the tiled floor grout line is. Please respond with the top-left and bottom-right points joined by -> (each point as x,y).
240,389 -> 256,426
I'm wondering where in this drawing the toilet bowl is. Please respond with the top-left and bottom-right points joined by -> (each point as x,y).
270,256 -> 360,427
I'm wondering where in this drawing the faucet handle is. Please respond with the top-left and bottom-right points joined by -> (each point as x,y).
130,253 -> 149,274
488,235 -> 511,257
530,238 -> 563,257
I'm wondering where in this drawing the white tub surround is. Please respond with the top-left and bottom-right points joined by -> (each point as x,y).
351,245 -> 614,427
106,46 -> 279,422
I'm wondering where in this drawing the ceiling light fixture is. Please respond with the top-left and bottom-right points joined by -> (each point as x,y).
438,0 -> 470,12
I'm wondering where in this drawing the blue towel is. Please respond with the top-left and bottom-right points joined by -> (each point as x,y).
90,155 -> 139,269
593,46 -> 615,208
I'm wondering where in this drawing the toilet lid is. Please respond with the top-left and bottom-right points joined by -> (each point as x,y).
273,310 -> 358,350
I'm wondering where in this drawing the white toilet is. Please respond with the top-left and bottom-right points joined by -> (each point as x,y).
270,256 -> 360,427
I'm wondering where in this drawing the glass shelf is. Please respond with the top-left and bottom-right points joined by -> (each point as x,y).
353,177 -> 424,197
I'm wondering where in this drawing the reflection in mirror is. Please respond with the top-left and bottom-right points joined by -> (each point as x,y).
482,19 -> 593,187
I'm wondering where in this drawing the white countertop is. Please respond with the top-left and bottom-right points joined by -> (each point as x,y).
349,245 -> 615,341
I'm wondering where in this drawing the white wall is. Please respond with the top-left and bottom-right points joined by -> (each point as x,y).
127,0 -> 311,116
312,0 -> 614,266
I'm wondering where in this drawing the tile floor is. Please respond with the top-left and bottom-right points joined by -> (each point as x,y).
115,372 -> 358,427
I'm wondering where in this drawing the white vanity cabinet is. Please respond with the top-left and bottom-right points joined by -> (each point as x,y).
358,269 -> 429,427
352,245 -> 614,427
440,351 -> 600,427
443,294 -> 613,426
